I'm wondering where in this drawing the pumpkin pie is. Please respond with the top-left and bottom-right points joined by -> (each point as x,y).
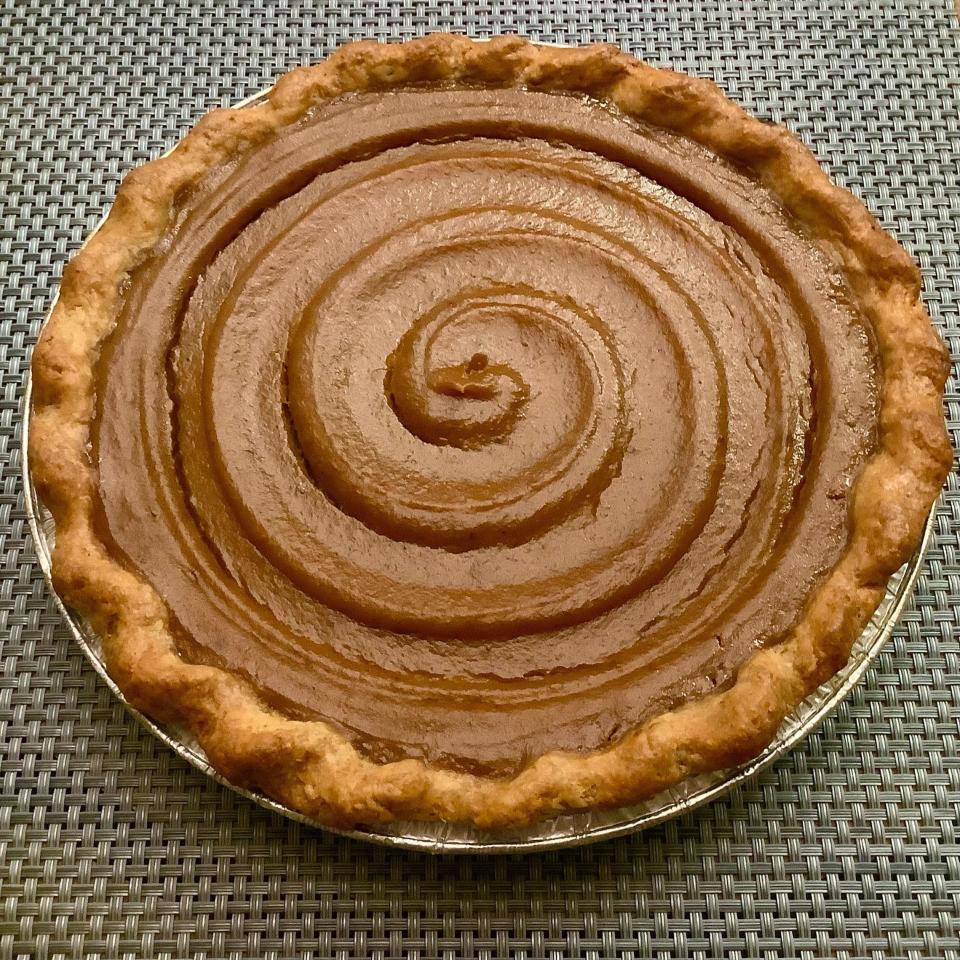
29,36 -> 951,828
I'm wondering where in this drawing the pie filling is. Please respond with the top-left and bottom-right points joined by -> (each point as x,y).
92,87 -> 879,776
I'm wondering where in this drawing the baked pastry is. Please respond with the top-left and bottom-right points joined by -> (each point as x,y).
30,35 -> 951,829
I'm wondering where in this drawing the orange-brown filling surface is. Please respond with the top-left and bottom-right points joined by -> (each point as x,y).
93,88 -> 879,775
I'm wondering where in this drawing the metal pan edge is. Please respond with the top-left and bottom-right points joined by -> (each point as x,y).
21,372 -> 937,854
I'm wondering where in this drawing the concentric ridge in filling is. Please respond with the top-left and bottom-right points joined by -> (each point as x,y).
92,87 -> 879,775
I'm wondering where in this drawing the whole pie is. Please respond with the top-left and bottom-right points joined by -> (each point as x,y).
30,36 -> 951,828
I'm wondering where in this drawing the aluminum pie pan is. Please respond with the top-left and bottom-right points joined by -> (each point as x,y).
21,69 -> 938,852
21,374 -> 936,852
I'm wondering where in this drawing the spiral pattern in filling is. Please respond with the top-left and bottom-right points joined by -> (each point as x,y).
93,88 -> 878,774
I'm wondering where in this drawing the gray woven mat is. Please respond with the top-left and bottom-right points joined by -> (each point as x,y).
3,2 -> 959,958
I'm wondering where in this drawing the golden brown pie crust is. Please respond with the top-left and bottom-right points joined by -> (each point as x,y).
30,35 -> 952,828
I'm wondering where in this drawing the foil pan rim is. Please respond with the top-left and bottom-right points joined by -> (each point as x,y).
21,372 -> 936,853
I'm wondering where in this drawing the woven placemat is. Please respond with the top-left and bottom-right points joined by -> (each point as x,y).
3,2 -> 959,958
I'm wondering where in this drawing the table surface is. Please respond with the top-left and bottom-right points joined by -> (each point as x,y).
2,2 -> 959,959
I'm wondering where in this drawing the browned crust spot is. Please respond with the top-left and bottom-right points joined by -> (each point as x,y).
29,35 -> 952,828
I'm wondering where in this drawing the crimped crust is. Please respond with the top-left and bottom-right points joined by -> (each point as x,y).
29,35 -> 952,828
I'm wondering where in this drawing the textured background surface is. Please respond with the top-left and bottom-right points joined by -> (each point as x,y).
2,2 -> 959,958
